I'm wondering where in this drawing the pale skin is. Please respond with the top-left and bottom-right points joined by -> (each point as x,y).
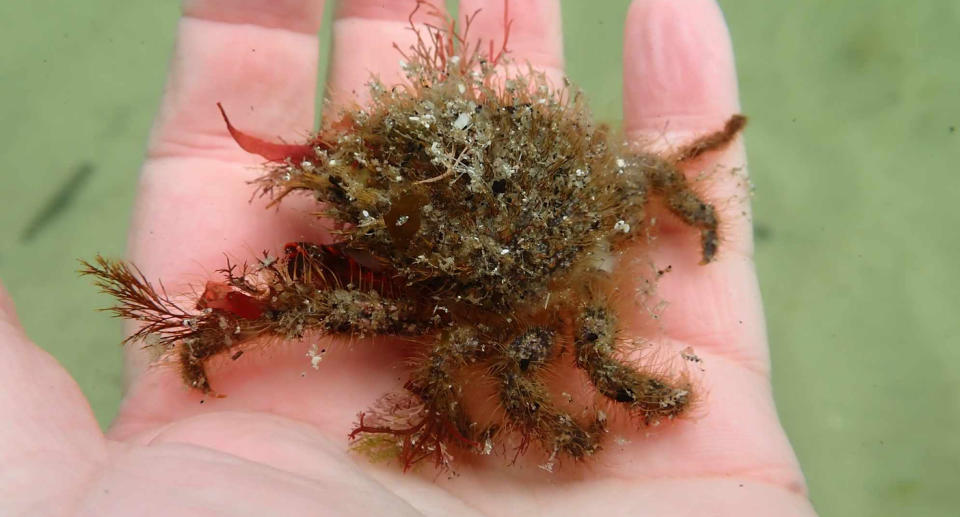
0,0 -> 819,515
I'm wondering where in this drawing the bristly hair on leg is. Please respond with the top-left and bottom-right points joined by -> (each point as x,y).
79,255 -> 199,352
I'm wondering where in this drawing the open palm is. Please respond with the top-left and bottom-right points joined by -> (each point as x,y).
0,1 -> 817,515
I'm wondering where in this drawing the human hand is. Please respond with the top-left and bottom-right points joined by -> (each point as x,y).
0,1 -> 818,515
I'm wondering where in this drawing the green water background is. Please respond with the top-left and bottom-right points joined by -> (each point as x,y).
1,1 -> 957,515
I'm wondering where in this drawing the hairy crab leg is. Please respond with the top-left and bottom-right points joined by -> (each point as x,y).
645,156 -> 722,264
573,304 -> 693,424
82,252 -> 430,393
493,327 -> 603,460
616,115 -> 745,263
673,114 -> 747,164
352,326 -> 484,470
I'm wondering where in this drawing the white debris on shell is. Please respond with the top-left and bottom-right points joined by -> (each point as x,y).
409,113 -> 435,128
452,112 -> 472,130
614,220 -> 631,233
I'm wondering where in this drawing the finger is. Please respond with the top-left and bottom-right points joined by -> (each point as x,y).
0,279 -> 107,512
149,0 -> 325,161
624,0 -> 740,132
459,0 -> 565,84
324,0 -> 449,115
621,0 -> 766,371
126,1 -> 330,381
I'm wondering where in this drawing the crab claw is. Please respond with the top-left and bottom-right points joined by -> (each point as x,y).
196,281 -> 265,320
216,102 -> 318,163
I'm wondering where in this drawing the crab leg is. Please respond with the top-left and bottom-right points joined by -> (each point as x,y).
573,304 -> 692,424
493,327 -> 603,459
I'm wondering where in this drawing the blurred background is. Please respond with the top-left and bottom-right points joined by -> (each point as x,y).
0,1 -> 957,515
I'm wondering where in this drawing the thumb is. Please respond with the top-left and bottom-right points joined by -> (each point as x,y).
0,278 -> 107,510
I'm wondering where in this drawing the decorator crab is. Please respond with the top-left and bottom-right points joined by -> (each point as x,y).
84,2 -> 745,471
